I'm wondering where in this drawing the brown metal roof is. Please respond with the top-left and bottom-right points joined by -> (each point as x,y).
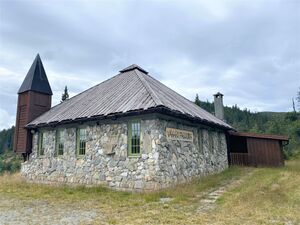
27,65 -> 232,129
229,131 -> 289,141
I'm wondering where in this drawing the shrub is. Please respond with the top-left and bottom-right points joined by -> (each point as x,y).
0,151 -> 22,174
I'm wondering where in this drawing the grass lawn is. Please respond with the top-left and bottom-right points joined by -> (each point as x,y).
0,157 -> 299,224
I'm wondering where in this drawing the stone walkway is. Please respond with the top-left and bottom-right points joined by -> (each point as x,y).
197,171 -> 253,213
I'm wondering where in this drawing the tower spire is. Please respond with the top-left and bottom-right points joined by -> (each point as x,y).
18,54 -> 52,95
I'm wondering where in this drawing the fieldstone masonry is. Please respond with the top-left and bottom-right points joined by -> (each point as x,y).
21,117 -> 228,191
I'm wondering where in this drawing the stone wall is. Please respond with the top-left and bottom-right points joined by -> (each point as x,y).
21,116 -> 228,191
156,120 -> 228,188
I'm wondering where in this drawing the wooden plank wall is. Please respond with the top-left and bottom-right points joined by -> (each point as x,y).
14,92 -> 29,153
247,138 -> 284,167
13,91 -> 51,154
230,153 -> 249,166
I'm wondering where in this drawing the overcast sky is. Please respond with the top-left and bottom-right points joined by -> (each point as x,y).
0,0 -> 299,130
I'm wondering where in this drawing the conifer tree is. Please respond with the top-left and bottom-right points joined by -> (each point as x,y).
292,98 -> 296,113
61,86 -> 69,102
297,87 -> 300,111
195,94 -> 201,106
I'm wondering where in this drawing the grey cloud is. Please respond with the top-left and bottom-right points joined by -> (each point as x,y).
0,0 -> 299,129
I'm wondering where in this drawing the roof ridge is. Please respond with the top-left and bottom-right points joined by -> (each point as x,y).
29,71 -> 125,123
120,64 -> 148,74
142,72 -> 229,126
28,57 -> 37,87
133,69 -> 163,106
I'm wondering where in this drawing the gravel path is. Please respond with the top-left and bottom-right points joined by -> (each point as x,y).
0,196 -> 98,225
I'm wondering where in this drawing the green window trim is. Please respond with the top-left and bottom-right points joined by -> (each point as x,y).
56,129 -> 65,156
38,132 -> 45,156
76,128 -> 86,156
128,121 -> 141,156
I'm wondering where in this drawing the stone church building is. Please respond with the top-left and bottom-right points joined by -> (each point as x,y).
14,54 -> 233,191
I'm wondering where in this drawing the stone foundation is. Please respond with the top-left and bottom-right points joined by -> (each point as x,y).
22,116 -> 228,191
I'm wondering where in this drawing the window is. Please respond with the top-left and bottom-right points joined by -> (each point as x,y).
209,131 -> 214,152
38,132 -> 45,156
198,129 -> 203,154
56,129 -> 65,156
77,128 -> 86,156
218,132 -> 222,150
128,121 -> 141,155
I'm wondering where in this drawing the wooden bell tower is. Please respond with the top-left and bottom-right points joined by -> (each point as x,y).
13,54 -> 52,160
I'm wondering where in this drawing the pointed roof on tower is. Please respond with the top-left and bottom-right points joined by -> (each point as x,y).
18,54 -> 52,95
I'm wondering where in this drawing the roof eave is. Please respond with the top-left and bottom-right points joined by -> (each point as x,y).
228,131 -> 289,141
26,106 -> 233,131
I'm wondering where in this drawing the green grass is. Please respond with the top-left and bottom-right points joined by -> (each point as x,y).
0,158 -> 299,224
212,158 -> 300,224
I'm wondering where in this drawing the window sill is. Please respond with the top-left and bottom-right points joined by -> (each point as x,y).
128,154 -> 141,158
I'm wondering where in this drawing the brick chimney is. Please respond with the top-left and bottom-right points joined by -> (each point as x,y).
13,54 -> 52,160
214,92 -> 224,121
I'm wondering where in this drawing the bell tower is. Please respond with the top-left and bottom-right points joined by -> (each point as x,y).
13,54 -> 52,160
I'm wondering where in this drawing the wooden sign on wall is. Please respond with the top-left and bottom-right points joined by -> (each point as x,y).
166,128 -> 193,142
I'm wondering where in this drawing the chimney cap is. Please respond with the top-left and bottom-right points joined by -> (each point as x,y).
214,92 -> 223,97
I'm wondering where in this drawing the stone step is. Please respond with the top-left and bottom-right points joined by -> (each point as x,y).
200,199 -> 216,203
207,196 -> 219,200
212,190 -> 226,194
